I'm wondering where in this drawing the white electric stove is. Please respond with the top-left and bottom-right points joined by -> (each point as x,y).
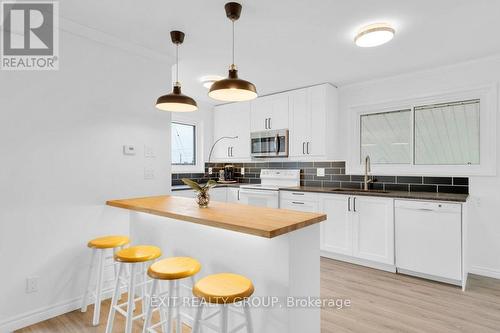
238,169 -> 300,208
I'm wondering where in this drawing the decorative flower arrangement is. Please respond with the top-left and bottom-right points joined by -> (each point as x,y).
181,178 -> 217,208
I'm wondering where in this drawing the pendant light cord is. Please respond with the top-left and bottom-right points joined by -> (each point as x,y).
232,20 -> 235,66
175,43 -> 179,84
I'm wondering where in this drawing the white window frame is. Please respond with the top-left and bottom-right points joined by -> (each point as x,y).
348,83 -> 497,176
171,116 -> 205,173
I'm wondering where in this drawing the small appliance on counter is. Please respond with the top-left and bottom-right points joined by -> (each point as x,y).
218,165 -> 237,183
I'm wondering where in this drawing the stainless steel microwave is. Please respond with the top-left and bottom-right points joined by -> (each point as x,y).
250,129 -> 289,158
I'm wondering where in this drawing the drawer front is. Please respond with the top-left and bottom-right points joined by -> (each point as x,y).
280,190 -> 318,202
280,199 -> 319,213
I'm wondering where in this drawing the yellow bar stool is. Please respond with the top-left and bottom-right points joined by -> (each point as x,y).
191,273 -> 254,333
81,235 -> 130,326
143,257 -> 202,333
105,245 -> 162,333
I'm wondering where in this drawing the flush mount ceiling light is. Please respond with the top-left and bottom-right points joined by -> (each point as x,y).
208,2 -> 257,102
156,30 -> 198,112
355,23 -> 395,47
200,75 -> 225,89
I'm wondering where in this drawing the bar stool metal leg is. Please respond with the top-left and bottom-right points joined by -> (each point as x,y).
81,248 -> 96,313
105,263 -> 123,333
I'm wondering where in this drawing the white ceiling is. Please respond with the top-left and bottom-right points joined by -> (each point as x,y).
62,0 -> 500,105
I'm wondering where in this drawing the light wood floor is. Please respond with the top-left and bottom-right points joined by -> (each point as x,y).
17,258 -> 500,333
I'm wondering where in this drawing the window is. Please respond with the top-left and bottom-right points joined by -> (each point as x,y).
359,99 -> 481,166
171,122 -> 196,165
361,109 -> 412,164
414,100 -> 480,165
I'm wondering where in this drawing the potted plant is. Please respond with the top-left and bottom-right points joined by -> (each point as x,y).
181,178 -> 217,208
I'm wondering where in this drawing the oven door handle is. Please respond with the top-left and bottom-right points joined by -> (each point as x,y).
275,134 -> 280,155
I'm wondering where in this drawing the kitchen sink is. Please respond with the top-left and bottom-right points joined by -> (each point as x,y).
330,188 -> 389,194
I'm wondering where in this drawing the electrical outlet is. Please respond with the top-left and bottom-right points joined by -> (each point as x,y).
26,276 -> 38,293
317,168 -> 325,177
241,167 -> 245,175
144,168 -> 154,180
208,167 -> 213,175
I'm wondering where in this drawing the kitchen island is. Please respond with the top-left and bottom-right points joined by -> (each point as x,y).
106,195 -> 327,333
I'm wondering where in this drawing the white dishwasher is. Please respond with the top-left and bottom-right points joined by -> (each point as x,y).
395,200 -> 462,285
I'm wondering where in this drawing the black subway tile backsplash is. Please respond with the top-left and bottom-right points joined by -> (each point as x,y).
423,177 -> 452,185
453,177 -> 469,186
385,184 -> 409,192
410,184 -> 438,193
172,161 -> 468,195
396,176 -> 423,184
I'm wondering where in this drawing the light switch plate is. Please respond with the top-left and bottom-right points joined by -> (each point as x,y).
241,167 -> 245,175
144,145 -> 155,158
317,168 -> 325,177
208,167 -> 213,175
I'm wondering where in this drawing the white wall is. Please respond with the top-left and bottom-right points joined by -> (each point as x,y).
0,29 -> 172,330
338,55 -> 500,278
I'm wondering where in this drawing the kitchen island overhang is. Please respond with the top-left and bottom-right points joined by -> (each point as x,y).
106,195 -> 327,333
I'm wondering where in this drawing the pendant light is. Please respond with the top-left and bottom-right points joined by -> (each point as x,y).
208,2 -> 257,102
156,31 -> 198,112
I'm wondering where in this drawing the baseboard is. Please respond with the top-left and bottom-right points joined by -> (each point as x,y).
0,287 -> 124,332
0,296 -> 82,333
320,252 -> 396,273
469,265 -> 500,279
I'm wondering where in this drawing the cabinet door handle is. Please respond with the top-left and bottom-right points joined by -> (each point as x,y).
353,197 -> 357,212
264,118 -> 267,129
269,117 -> 272,129
230,147 -> 233,157
237,190 -> 240,201
306,142 -> 310,154
292,192 -> 304,196
302,142 -> 306,154
347,197 -> 351,212
227,147 -> 230,157
292,201 -> 305,205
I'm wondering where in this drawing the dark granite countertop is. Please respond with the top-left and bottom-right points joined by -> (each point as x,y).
279,186 -> 469,202
172,183 -> 242,191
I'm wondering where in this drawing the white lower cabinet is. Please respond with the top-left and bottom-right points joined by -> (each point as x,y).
173,187 -> 240,203
280,190 -> 464,285
280,192 -> 394,266
351,196 -> 394,265
319,194 -> 394,266
320,194 -> 352,256
226,187 -> 240,203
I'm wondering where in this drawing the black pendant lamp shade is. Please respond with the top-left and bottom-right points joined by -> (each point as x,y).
208,2 -> 257,102
156,31 -> 198,112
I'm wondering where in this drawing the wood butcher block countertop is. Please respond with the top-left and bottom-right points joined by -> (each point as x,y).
106,195 -> 326,238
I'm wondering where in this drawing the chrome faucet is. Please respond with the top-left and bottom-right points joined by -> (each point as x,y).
364,155 -> 373,190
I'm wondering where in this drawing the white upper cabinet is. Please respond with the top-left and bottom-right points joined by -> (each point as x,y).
250,93 -> 289,132
213,83 -> 338,161
289,84 -> 338,159
213,102 -> 251,161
